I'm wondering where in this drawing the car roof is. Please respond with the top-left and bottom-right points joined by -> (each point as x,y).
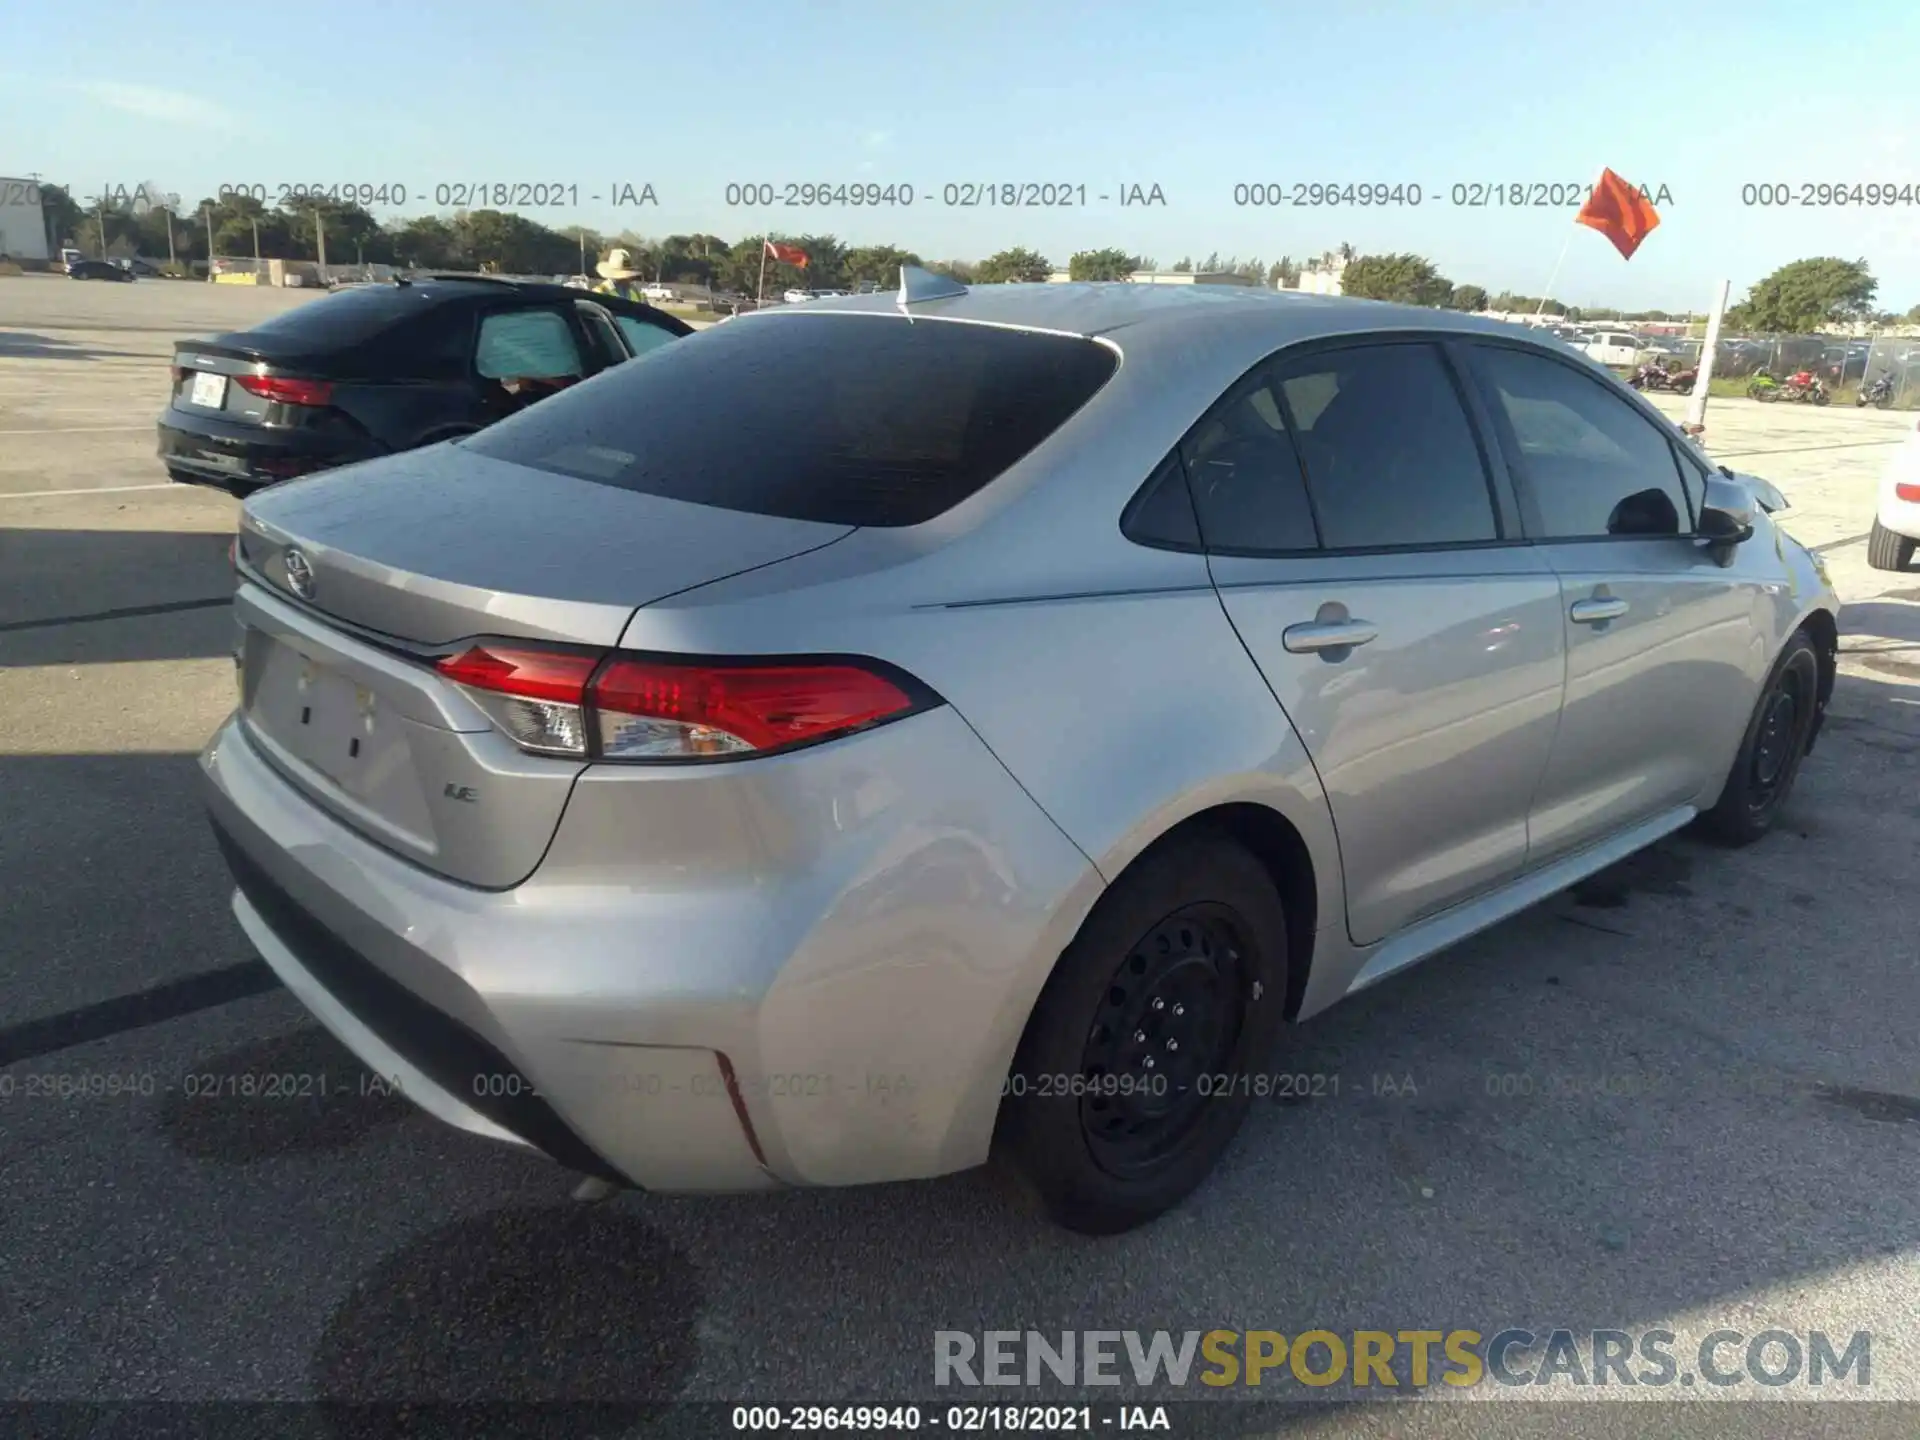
738,280 -> 1565,359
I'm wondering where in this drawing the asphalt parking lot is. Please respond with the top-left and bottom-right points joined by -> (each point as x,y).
2,275 -> 1918,1438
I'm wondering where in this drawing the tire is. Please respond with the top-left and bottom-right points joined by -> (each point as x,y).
1867,518 -> 1917,572
1696,631 -> 1823,847
995,831 -> 1290,1235
1813,391 -> 1830,406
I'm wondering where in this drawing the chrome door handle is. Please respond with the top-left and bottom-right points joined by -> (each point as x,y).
1282,619 -> 1380,654
1569,597 -> 1629,624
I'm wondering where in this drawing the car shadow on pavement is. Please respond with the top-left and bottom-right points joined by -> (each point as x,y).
4,670 -> 1915,1414
0,527 -> 235,663
0,330 -> 145,361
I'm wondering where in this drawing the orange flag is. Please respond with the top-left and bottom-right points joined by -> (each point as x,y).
1575,169 -> 1661,260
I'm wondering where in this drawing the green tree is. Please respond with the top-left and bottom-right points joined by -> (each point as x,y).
390,216 -> 464,269
1199,250 -> 1222,273
974,246 -> 1052,283
1269,256 -> 1300,289
926,259 -> 977,284
1068,247 -> 1139,281
1340,253 -> 1453,307
1728,257 -> 1877,332
843,244 -> 923,286
1171,256 -> 1193,273
1907,303 -> 1920,323
1448,283 -> 1490,312
281,199 -> 389,265
38,183 -> 86,252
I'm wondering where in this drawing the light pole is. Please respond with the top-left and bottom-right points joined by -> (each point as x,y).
203,204 -> 215,281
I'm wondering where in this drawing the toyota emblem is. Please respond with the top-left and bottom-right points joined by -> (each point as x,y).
283,548 -> 316,600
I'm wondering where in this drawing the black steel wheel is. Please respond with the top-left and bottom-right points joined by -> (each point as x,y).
1697,631 -> 1823,846
995,830 -> 1289,1235
1077,906 -> 1251,1179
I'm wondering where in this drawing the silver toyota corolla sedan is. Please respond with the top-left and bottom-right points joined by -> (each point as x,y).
202,271 -> 1840,1234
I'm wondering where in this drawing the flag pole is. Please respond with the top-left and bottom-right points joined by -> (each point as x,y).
1533,229 -> 1575,319
1535,165 -> 1604,319
757,236 -> 769,308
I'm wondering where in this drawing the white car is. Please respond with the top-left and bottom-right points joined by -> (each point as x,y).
1868,415 -> 1920,571
641,283 -> 676,302
782,288 -> 814,304
1580,331 -> 1642,367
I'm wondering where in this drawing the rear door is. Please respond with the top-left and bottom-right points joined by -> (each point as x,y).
1196,338 -> 1567,947
1462,340 -> 1762,866
473,304 -> 590,416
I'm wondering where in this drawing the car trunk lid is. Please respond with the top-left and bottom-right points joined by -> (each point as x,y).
231,444 -> 854,886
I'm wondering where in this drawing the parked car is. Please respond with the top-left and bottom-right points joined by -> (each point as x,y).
119,256 -> 163,278
202,277 -> 1838,1235
641,282 -> 676,302
69,258 -> 134,282
1868,414 -> 1920,572
158,277 -> 691,495
1579,330 -> 1641,366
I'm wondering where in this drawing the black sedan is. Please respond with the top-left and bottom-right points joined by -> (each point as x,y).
69,259 -> 135,282
157,277 -> 691,495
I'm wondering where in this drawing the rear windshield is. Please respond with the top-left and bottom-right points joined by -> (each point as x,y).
240,286 -> 429,346
463,312 -> 1119,526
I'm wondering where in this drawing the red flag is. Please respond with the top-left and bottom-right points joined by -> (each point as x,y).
1575,169 -> 1661,261
764,239 -> 809,268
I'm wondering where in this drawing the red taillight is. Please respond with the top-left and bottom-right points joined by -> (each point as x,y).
234,373 -> 334,406
590,657 -> 918,759
1897,483 -> 1920,504
434,643 -> 925,761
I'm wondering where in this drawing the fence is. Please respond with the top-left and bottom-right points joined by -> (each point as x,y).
1706,332 -> 1920,406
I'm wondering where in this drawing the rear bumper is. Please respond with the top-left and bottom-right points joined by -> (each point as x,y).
200,702 -> 1099,1193
1878,442 -> 1920,540
158,409 -> 376,491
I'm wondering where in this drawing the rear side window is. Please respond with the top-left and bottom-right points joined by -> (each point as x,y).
465,314 -> 1119,527
1180,371 -> 1319,552
475,309 -> 583,380
1273,343 -> 1499,549
353,306 -> 473,381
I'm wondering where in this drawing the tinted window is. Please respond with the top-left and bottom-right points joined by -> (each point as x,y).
1122,451 -> 1202,549
466,314 -> 1119,527
574,302 -> 627,366
1275,343 -> 1498,549
1180,371 -> 1318,552
613,314 -> 678,358
242,286 -> 422,345
1476,346 -> 1691,538
475,309 -> 582,380
355,306 -> 472,381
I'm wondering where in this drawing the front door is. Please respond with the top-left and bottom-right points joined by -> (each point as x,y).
1189,339 -> 1567,946
1463,340 -> 1765,866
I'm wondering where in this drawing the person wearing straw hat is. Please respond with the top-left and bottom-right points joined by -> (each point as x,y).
593,247 -> 648,303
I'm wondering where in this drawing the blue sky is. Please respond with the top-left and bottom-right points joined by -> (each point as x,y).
6,0 -> 1918,311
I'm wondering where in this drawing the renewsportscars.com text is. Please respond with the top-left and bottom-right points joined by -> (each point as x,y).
934,1328 -> 1872,1391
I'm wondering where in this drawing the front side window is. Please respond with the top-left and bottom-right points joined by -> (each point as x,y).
613,314 -> 678,359
1272,342 -> 1499,550
1474,345 -> 1692,539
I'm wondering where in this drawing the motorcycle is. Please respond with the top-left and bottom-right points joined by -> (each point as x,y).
1629,361 -> 1670,391
1748,369 -> 1780,402
1778,370 -> 1830,406
1664,365 -> 1699,392
1857,374 -> 1897,409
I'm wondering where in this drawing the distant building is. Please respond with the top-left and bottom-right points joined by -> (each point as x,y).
1284,256 -> 1347,296
0,176 -> 50,262
1127,270 -> 1257,286
1045,269 -> 1256,286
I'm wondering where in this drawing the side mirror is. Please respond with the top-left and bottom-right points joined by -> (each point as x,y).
1698,476 -> 1755,545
